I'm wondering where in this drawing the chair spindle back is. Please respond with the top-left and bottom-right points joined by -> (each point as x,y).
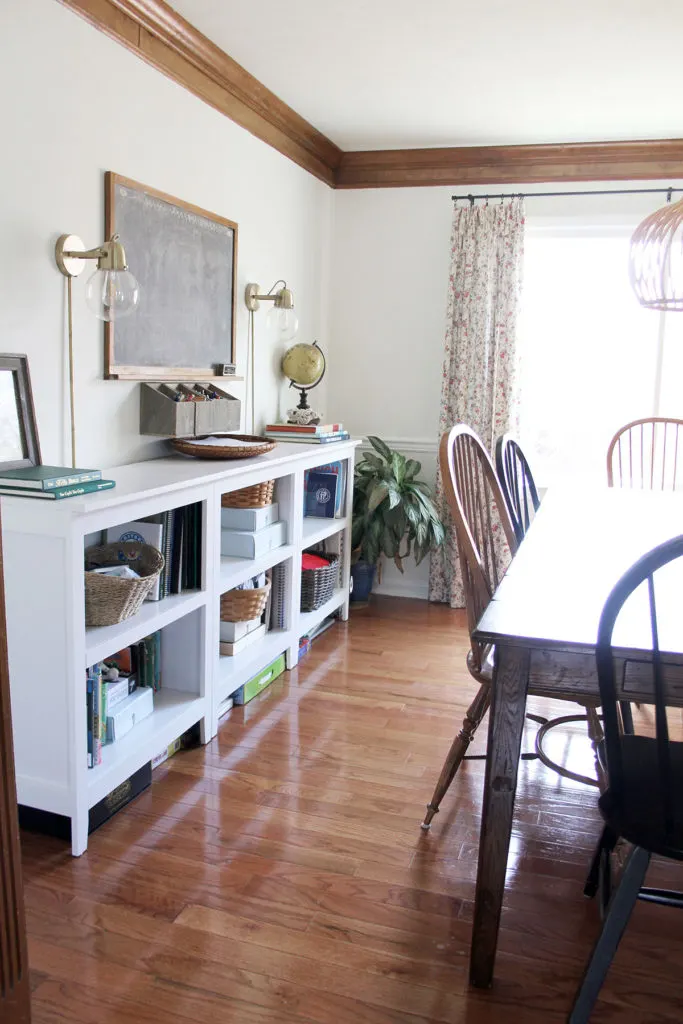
596,535 -> 683,839
440,425 -> 518,669
607,417 -> 683,490
494,434 -> 541,543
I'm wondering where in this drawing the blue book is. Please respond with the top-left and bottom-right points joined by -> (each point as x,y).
305,470 -> 338,518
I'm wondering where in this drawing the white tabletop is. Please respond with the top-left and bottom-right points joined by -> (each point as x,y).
475,486 -> 683,656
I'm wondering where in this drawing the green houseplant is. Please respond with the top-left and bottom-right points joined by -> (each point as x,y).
351,436 -> 445,600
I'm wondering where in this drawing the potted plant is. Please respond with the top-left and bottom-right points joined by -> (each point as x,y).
351,436 -> 445,601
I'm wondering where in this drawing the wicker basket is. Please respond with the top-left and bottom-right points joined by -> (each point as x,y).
221,480 -> 275,509
84,542 -> 165,627
220,581 -> 271,622
301,552 -> 339,612
170,434 -> 276,460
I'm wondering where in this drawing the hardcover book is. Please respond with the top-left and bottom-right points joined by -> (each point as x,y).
304,470 -> 338,518
0,479 -> 115,500
0,465 -> 102,490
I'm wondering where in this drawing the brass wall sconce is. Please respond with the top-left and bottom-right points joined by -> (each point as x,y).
55,233 -> 140,467
245,280 -> 298,342
243,279 -> 298,434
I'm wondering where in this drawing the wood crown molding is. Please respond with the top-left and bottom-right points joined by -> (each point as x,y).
57,0 -> 342,186
58,1 -> 683,191
336,139 -> 683,189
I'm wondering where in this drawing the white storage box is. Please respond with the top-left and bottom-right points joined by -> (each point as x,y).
106,686 -> 154,743
221,503 -> 279,531
219,617 -> 262,643
220,520 -> 287,559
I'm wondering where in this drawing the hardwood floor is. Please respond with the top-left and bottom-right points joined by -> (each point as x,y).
20,597 -> 683,1023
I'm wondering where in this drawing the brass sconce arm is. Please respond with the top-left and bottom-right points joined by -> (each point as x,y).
245,279 -> 294,311
55,234 -> 129,277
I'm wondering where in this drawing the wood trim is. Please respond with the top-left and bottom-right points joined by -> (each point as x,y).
0,504 -> 31,1024
335,139 -> 683,189
56,1 -> 683,192
57,0 -> 342,186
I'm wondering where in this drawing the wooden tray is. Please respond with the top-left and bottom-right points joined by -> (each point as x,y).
170,433 -> 276,460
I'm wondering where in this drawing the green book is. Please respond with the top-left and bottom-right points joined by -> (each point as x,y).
0,465 -> 102,491
0,479 -> 115,500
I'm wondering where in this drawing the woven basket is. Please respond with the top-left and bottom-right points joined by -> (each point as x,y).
85,542 -> 165,627
170,434 -> 276,460
220,581 -> 271,622
221,480 -> 275,508
301,552 -> 339,612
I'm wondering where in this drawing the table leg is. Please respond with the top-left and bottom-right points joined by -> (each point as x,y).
469,643 -> 530,988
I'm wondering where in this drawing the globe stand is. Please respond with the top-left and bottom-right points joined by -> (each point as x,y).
285,342 -> 326,425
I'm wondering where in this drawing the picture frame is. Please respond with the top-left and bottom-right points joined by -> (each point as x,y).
0,354 -> 41,470
104,172 -> 239,381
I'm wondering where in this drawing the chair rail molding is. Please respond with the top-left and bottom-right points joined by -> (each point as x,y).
359,436 -> 438,458
56,2 -> 683,192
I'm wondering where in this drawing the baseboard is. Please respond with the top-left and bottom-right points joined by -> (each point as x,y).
373,579 -> 429,600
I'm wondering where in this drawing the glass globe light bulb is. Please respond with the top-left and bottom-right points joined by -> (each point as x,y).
266,302 -> 299,342
85,268 -> 140,322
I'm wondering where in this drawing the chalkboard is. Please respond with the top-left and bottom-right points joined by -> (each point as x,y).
104,173 -> 238,380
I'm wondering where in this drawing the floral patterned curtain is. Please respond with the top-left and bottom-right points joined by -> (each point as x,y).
429,198 -> 525,607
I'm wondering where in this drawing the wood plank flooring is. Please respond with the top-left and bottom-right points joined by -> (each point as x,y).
20,597 -> 683,1023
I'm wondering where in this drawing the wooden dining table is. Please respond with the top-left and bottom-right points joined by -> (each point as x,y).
469,484 -> 683,988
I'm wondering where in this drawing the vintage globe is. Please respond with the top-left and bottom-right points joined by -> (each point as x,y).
282,342 -> 325,387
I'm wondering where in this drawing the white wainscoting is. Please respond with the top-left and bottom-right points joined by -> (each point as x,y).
357,437 -> 438,601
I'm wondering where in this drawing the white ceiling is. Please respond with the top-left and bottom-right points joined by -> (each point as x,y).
171,0 -> 683,151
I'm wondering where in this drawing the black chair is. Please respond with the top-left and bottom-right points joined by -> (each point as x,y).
568,534 -> 683,1024
495,433 -> 541,544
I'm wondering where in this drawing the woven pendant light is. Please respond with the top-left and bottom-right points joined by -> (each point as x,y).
629,195 -> 683,311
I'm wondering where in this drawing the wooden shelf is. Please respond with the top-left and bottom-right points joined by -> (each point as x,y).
302,517 -> 345,550
219,544 -> 294,593
87,690 -> 205,807
216,628 -> 293,702
299,590 -> 346,638
85,590 -> 206,667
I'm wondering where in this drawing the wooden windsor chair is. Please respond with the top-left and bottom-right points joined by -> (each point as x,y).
568,534 -> 683,1023
421,425 -> 604,832
607,417 -> 683,490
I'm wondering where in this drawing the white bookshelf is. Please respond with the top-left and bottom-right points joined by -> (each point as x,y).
2,440 -> 357,855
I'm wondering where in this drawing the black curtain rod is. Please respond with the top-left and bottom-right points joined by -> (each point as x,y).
451,186 -> 683,203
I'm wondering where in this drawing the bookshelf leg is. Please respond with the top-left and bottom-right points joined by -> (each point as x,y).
286,644 -> 299,670
199,714 -> 214,744
340,597 -> 350,622
71,813 -> 89,857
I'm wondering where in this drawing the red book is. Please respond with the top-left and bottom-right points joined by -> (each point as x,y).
266,423 -> 342,434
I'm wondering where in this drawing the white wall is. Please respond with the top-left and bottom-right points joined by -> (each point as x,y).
0,0 -> 332,469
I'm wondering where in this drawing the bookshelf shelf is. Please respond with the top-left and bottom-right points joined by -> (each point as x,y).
216,628 -> 294,701
87,690 -> 205,807
299,589 -> 347,638
219,543 -> 295,594
302,516 -> 345,550
1,439 -> 358,855
85,589 -> 206,667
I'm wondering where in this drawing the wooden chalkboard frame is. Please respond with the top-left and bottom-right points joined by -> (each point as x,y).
104,172 -> 239,381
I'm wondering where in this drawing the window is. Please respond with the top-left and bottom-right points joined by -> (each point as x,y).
516,200 -> 682,487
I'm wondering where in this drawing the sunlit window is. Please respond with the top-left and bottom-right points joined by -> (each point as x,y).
517,222 -> 681,487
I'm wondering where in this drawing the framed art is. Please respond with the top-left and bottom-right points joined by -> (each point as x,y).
104,172 -> 239,381
0,354 -> 41,470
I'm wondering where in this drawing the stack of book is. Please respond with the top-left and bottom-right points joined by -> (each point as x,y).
0,465 -> 115,500
106,503 -> 202,599
265,423 -> 350,444
303,460 -> 347,518
86,632 -> 161,767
